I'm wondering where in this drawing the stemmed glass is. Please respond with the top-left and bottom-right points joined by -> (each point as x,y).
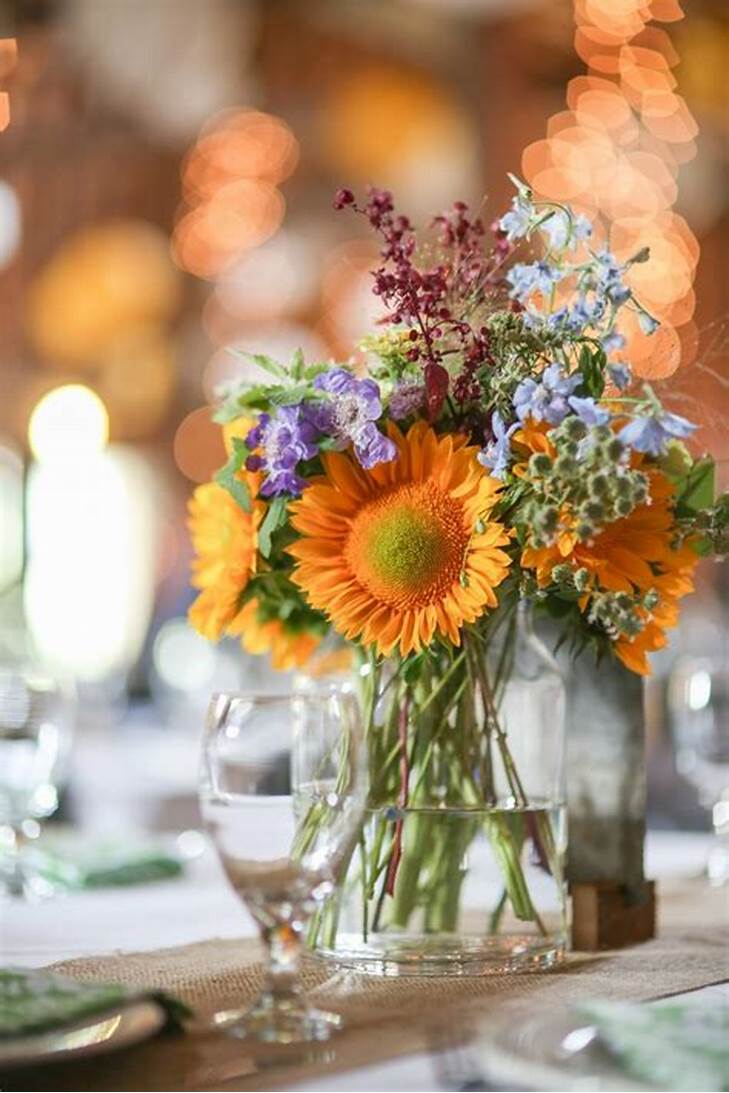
0,665 -> 75,899
199,689 -> 367,1044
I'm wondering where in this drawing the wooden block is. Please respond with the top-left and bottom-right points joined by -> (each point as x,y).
571,880 -> 656,951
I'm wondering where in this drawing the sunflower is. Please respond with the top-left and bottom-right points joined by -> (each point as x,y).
187,479 -> 264,641
228,599 -> 321,671
287,422 -> 511,657
521,464 -> 698,675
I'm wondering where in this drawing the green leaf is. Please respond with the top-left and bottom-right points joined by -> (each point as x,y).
291,348 -> 306,380
214,438 -> 252,513
258,495 -> 288,558
228,347 -> 287,380
676,457 -> 715,516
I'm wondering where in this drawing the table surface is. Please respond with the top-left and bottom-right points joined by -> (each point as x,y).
3,723 -> 726,1092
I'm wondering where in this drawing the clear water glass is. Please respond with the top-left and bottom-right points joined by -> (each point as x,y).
199,689 -> 367,1043
0,666 -> 74,899
669,654 -> 729,885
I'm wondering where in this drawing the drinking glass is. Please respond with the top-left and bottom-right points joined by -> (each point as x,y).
199,689 -> 367,1043
669,654 -> 729,885
0,665 -> 75,899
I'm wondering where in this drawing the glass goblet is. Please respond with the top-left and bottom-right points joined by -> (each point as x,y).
0,665 -> 74,899
199,689 -> 366,1044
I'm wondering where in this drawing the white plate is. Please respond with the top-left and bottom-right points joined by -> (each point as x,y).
0,998 -> 166,1069
474,1008 -> 655,1092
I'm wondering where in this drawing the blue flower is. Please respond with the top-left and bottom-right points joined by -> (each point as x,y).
568,395 -> 610,426
638,311 -> 659,336
478,410 -> 518,479
498,194 -> 534,241
506,260 -> 564,303
250,405 -> 321,496
601,331 -> 626,354
618,408 -> 696,457
593,250 -> 631,306
607,362 -> 632,390
541,210 -> 592,252
313,367 -> 397,470
513,363 -> 581,425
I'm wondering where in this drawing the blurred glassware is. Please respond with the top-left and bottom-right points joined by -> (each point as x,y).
0,664 -> 76,899
669,654 -> 729,885
199,689 -> 367,1044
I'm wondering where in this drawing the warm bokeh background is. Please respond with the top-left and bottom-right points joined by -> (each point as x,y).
0,0 -> 726,825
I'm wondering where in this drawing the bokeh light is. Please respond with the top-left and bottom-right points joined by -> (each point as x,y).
28,384 -> 109,463
524,0 -> 700,379
173,406 -> 227,483
27,222 -> 181,368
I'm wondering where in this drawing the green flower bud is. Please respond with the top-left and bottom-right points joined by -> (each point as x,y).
606,438 -> 625,462
576,521 -> 594,541
583,500 -> 605,522
529,453 -> 552,476
563,416 -> 588,441
554,455 -> 577,476
540,506 -> 559,533
616,497 -> 634,517
643,588 -> 659,610
551,563 -> 573,585
574,567 -> 590,592
589,473 -> 610,496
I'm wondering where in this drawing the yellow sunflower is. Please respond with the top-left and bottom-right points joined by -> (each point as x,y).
187,478 -> 264,641
228,599 -> 321,671
287,421 -> 511,657
519,439 -> 698,674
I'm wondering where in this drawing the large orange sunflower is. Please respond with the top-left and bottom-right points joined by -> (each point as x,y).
228,599 -> 321,671
287,422 -> 511,657
187,478 -> 264,641
520,458 -> 698,675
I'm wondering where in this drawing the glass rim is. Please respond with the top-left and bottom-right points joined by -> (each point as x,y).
209,688 -> 354,705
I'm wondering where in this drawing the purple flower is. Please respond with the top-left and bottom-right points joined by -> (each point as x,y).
478,410 -> 517,479
313,367 -> 397,469
618,408 -> 696,457
506,260 -> 564,303
248,405 -> 320,497
607,362 -> 631,390
568,395 -> 610,426
513,363 -> 581,425
389,379 -> 425,420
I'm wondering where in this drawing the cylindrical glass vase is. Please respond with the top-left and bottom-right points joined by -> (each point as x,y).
309,601 -> 568,976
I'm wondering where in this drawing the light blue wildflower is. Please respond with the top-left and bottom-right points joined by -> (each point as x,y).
568,395 -> 610,427
607,362 -> 632,390
498,194 -> 534,241
506,260 -> 564,303
513,363 -> 581,425
602,331 -> 626,354
541,210 -> 593,252
618,408 -> 696,457
478,411 -> 518,479
638,311 -> 659,335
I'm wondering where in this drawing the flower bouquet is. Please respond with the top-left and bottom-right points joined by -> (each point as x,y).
189,178 -> 728,974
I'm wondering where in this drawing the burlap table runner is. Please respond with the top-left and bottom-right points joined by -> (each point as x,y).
5,878 -> 728,1092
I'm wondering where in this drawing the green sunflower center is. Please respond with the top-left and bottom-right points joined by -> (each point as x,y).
346,482 -> 468,609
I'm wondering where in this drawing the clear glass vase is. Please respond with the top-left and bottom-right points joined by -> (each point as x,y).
309,601 -> 568,976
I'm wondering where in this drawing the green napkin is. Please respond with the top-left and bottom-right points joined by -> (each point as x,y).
0,968 -> 189,1039
579,998 -> 729,1092
29,840 -> 184,890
